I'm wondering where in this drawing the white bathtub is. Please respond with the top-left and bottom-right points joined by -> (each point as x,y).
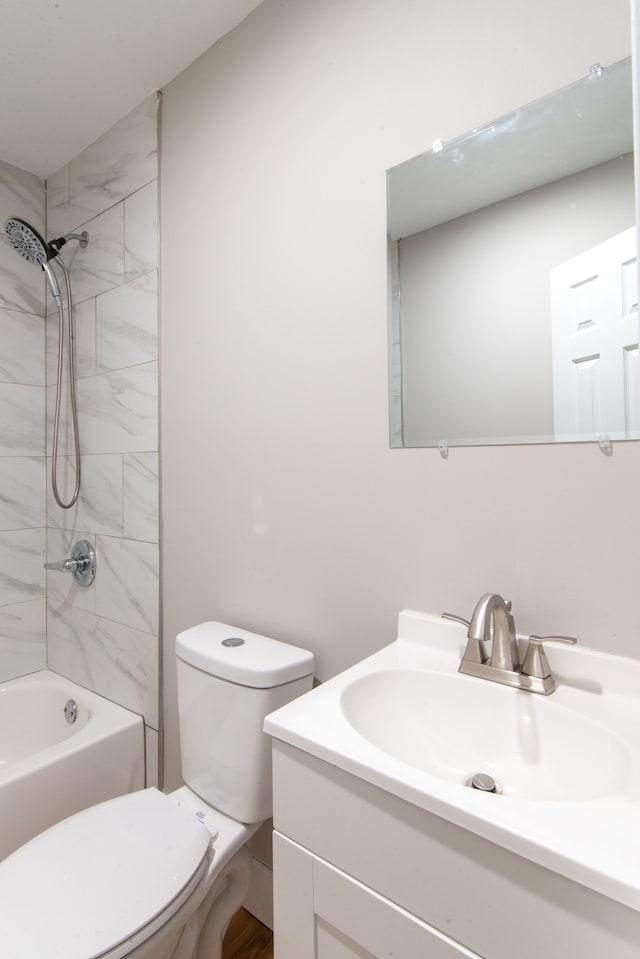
0,669 -> 145,860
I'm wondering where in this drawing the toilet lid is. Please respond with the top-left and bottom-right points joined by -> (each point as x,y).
0,787 -> 212,959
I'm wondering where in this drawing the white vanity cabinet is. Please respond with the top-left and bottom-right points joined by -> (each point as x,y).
274,833 -> 477,959
271,741 -> 640,959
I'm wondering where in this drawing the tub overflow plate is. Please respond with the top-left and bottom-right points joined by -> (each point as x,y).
64,699 -> 78,724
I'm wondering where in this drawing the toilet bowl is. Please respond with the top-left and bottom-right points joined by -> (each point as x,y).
0,622 -> 314,959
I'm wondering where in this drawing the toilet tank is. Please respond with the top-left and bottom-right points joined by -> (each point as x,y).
176,622 -> 314,824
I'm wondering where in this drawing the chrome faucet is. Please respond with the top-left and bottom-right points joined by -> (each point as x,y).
443,593 -> 577,694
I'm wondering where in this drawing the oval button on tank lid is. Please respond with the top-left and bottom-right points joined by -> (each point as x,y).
222,637 -> 245,647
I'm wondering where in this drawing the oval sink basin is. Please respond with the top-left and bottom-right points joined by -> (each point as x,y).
340,669 -> 629,802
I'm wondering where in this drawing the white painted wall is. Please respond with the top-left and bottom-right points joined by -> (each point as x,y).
160,0 -> 638,787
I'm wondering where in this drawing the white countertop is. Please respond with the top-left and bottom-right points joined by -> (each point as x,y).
265,610 -> 640,912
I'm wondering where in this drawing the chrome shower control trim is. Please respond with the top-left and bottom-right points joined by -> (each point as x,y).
45,539 -> 96,588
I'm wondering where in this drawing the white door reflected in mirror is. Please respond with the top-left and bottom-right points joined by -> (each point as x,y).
551,226 -> 638,440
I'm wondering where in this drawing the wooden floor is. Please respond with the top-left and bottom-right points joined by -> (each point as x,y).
222,908 -> 274,959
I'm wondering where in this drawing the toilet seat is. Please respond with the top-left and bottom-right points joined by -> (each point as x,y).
0,788 -> 214,959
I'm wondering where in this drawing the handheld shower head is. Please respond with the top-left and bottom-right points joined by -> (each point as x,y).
4,216 -> 62,305
4,216 -> 50,265
4,216 -> 85,510
42,261 -> 63,307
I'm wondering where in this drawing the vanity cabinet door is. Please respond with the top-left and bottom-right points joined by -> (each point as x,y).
273,832 -> 480,959
273,832 -> 316,959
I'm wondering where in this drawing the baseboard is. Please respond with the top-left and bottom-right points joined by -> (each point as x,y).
243,856 -> 274,930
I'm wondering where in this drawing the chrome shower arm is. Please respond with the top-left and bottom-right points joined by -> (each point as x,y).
48,231 -> 89,254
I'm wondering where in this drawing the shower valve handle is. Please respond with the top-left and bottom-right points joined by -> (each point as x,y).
43,539 -> 96,588
45,557 -> 79,573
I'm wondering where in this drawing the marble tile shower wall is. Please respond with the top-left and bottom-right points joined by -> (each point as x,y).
45,94 -> 160,782
0,161 -> 47,682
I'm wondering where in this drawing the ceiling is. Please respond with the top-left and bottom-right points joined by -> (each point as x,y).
0,0 -> 264,178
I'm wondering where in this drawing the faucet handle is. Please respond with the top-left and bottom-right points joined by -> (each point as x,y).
528,635 -> 577,645
521,635 -> 577,679
442,612 -> 488,665
441,612 -> 471,629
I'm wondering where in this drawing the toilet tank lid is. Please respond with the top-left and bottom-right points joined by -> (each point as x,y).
176,622 -> 315,687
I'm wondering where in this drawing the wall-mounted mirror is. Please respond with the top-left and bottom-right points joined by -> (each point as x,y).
387,59 -> 637,448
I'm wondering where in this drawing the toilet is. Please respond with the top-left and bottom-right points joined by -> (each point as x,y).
0,622 -> 314,959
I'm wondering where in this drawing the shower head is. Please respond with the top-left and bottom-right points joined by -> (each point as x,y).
4,216 -> 62,306
4,216 -> 89,261
4,216 -> 51,265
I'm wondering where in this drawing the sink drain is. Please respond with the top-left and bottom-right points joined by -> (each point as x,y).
466,772 -> 503,795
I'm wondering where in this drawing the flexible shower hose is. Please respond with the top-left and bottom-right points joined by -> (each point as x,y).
50,257 -> 81,509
